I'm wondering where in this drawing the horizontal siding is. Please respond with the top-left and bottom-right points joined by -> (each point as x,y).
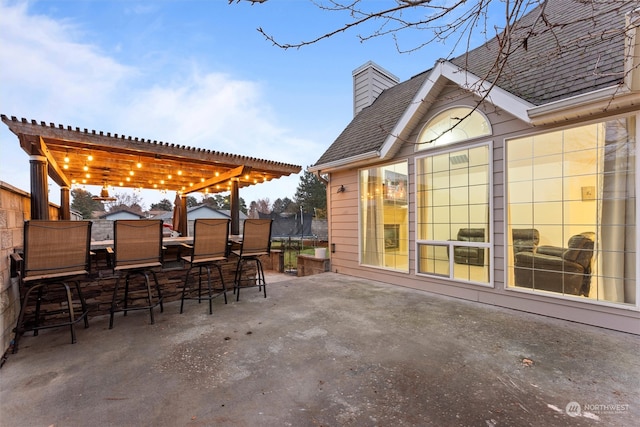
326,85 -> 639,333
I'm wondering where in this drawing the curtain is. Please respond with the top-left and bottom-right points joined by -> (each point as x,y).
600,118 -> 636,304
361,170 -> 382,266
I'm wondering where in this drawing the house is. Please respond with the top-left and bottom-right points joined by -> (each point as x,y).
310,0 -> 639,334
98,209 -> 147,220
187,205 -> 247,221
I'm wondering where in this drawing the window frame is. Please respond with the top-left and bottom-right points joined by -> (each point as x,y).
503,112 -> 639,310
357,160 -> 410,273
415,105 -> 492,151
414,140 -> 494,287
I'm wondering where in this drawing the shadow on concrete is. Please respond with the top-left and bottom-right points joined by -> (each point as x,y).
1,273 -> 638,426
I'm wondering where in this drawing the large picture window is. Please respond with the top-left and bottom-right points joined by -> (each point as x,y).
359,162 -> 409,271
416,144 -> 491,284
507,116 -> 637,306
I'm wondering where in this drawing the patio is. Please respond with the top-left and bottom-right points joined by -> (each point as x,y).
1,272 -> 638,426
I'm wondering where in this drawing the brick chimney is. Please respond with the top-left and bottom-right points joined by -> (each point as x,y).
352,61 -> 399,116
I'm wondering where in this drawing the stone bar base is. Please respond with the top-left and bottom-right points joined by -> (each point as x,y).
296,254 -> 330,277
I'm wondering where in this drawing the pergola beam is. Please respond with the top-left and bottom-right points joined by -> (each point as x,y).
185,165 -> 250,195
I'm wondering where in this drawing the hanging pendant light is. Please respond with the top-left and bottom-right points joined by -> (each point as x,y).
92,184 -> 117,201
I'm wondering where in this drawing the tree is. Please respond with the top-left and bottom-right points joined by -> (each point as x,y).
295,170 -> 326,218
105,192 -> 146,213
202,194 -> 248,214
249,198 -> 271,218
185,195 -> 199,208
150,198 -> 173,211
236,0 -> 635,139
71,188 -> 103,219
272,197 -> 296,215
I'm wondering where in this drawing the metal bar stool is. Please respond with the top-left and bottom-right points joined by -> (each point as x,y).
180,219 -> 230,314
109,220 -> 164,328
12,220 -> 92,353
233,219 -> 272,301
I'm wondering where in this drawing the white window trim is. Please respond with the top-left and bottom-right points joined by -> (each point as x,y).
414,105 -> 493,152
413,140 -> 494,287
501,112 -> 640,311
357,160 -> 410,273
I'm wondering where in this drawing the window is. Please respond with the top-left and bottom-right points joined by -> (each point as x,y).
416,145 -> 491,284
359,162 -> 409,271
416,107 -> 491,150
507,116 -> 636,306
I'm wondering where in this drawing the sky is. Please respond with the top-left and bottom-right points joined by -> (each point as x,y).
0,0 -> 495,210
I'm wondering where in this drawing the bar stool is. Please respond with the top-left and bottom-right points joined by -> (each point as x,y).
233,219 -> 272,301
180,219 -> 230,314
109,220 -> 164,328
12,220 -> 92,353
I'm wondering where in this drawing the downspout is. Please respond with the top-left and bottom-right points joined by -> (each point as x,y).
313,169 -> 329,185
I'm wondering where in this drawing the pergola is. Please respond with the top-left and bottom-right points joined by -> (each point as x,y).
2,115 -> 301,234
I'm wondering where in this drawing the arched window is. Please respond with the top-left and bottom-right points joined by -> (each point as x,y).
417,107 -> 491,150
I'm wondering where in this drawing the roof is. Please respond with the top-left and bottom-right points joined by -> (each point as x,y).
314,71 -> 429,167
187,205 -> 248,219
99,209 -> 146,219
313,0 -> 638,169
2,115 -> 301,195
450,0 -> 634,105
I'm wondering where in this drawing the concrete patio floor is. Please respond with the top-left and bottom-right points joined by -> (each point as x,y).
1,272 -> 638,427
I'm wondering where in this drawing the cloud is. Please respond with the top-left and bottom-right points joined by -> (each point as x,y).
0,0 -> 133,122
0,0 -> 315,203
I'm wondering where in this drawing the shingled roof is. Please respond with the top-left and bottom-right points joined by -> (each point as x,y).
314,0 -> 637,169
451,0 -> 633,105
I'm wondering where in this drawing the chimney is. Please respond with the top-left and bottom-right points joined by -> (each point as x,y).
625,7 -> 640,91
352,61 -> 399,116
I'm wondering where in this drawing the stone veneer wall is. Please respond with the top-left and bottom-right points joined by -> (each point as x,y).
0,183 -> 61,358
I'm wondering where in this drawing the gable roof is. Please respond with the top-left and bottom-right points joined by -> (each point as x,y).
314,71 -> 430,168
312,0 -> 639,171
187,205 -> 248,219
99,208 -> 146,219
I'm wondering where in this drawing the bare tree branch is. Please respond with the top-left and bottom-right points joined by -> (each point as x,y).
231,0 -> 637,143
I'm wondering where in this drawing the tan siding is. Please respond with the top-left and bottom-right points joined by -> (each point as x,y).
325,84 -> 639,333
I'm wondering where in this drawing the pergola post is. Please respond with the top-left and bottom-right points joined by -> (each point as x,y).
60,186 -> 71,220
29,155 -> 49,220
230,179 -> 240,235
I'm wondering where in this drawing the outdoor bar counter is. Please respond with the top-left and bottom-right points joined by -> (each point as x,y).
35,237 -> 263,321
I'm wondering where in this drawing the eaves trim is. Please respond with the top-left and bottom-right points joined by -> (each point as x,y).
527,85 -> 639,125
378,60 -> 534,159
308,150 -> 380,173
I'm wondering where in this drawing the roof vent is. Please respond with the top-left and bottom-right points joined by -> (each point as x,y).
352,61 -> 399,116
